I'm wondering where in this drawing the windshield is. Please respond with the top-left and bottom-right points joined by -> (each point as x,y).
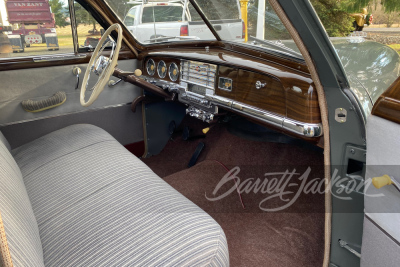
142,6 -> 183,23
104,0 -> 301,58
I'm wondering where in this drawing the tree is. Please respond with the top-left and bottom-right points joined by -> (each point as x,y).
344,0 -> 400,13
311,0 -> 354,37
381,0 -> 400,12
49,0 -> 68,28
74,3 -> 98,33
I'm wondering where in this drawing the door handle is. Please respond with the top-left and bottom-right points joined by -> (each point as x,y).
372,175 -> 400,191
72,67 -> 81,90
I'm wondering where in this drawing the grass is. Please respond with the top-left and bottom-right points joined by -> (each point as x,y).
388,44 -> 400,54
55,23 -> 101,47
369,23 -> 400,28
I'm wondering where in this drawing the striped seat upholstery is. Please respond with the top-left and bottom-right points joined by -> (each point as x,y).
1,124 -> 229,266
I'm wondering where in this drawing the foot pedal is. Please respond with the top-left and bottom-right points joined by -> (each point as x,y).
188,142 -> 205,168
183,126 -> 205,141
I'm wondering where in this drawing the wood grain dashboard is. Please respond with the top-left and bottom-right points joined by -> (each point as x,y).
140,49 -> 322,143
372,76 -> 400,124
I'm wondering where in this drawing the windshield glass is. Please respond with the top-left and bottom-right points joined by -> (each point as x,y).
142,6 -> 183,23
104,0 -> 301,58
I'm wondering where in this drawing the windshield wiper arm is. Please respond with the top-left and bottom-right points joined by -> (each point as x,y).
248,36 -> 302,58
146,35 -> 200,43
188,0 -> 222,41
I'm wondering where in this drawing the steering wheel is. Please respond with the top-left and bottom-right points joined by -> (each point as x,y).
80,23 -> 122,107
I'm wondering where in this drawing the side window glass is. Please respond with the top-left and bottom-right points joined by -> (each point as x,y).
0,0 -> 74,58
310,1 -> 400,104
74,1 -> 103,50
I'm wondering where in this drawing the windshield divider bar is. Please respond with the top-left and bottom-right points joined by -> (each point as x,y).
69,0 -> 79,54
188,0 -> 222,42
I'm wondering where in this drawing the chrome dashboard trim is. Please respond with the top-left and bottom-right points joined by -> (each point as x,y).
205,94 -> 323,137
282,118 -> 323,137
232,102 -> 284,128
205,94 -> 232,108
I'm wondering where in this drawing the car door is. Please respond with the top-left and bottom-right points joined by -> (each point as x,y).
0,1 -> 143,149
361,76 -> 400,267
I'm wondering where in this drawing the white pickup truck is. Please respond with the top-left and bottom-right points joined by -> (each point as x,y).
123,0 -> 244,43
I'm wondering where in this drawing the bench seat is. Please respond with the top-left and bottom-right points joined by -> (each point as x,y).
0,124 -> 229,266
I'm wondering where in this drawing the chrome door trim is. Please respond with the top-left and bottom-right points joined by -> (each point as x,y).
33,54 -> 87,62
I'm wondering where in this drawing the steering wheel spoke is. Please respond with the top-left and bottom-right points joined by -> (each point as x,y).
80,24 -> 122,107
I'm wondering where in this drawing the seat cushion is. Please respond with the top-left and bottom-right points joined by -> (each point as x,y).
12,124 -> 229,266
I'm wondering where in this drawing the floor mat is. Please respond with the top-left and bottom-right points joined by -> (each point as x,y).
142,121 -> 324,178
142,120 -> 325,266
163,161 -> 325,267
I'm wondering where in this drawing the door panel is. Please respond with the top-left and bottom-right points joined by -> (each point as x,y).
361,217 -> 400,267
0,59 -> 144,148
362,77 -> 400,266
0,59 -> 140,125
0,103 -> 143,149
364,115 -> 400,233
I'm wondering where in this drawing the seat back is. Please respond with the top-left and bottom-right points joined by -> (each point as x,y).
0,131 -> 44,266
0,132 -> 10,152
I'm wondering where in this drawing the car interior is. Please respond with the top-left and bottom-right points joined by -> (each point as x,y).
4,0 -> 399,266
1,1 -> 325,266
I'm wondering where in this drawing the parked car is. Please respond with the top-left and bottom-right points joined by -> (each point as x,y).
123,0 -> 244,43
0,0 -> 399,267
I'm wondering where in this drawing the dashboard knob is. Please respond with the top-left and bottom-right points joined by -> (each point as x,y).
169,86 -> 180,94
255,81 -> 266,89
134,69 -> 142,77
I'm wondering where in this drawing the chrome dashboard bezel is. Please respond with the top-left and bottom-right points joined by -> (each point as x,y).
157,60 -> 167,78
180,60 -> 217,90
146,58 -> 156,76
218,77 -> 233,92
168,62 -> 179,82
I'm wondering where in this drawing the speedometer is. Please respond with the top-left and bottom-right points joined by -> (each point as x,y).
146,59 -> 156,76
169,62 -> 179,81
157,60 -> 167,78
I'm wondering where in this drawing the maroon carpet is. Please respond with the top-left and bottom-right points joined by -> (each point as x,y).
142,120 -> 325,266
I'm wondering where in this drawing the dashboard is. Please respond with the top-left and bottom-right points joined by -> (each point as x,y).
141,52 -> 323,140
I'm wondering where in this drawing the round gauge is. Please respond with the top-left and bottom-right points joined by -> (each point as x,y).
157,60 -> 167,78
169,62 -> 179,82
146,59 -> 156,76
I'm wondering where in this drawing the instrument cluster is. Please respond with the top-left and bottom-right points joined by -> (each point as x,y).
146,58 -> 179,82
